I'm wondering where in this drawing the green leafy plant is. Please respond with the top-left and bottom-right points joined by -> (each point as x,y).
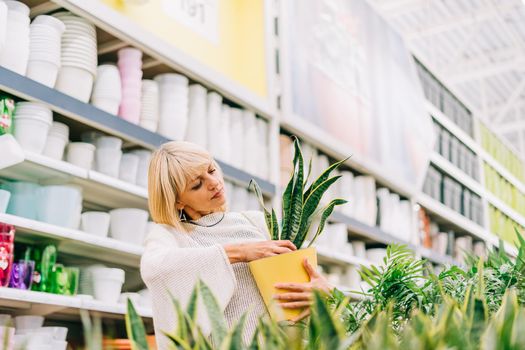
125,298 -> 149,350
124,232 -> 525,349
250,137 -> 348,249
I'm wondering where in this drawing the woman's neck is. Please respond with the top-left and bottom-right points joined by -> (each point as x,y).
184,208 -> 218,221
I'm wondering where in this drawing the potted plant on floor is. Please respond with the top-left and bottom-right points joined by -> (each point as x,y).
249,137 -> 348,321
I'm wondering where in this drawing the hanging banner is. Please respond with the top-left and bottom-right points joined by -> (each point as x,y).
284,0 -> 435,190
101,0 -> 268,99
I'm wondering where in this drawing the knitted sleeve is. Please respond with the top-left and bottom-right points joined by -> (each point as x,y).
140,224 -> 237,342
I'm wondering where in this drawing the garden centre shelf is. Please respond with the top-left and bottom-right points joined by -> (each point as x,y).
315,245 -> 372,268
428,100 -> 525,197
280,117 -> 416,199
483,191 -> 525,229
0,288 -> 152,320
0,67 -> 276,197
0,151 -> 149,210
428,152 -> 525,227
0,213 -> 143,268
426,102 -> 480,155
416,193 -> 518,256
430,152 -> 483,197
0,66 -> 165,150
49,0 -> 278,121
482,152 -> 525,196
331,211 -> 459,266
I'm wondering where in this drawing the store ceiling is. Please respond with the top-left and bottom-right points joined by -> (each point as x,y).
367,0 -> 525,155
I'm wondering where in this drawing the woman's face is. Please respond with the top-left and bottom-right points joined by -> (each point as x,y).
177,162 -> 226,218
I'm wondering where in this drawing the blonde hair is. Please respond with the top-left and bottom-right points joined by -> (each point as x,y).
148,141 -> 223,231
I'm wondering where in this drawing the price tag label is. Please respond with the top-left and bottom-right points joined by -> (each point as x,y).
161,0 -> 219,44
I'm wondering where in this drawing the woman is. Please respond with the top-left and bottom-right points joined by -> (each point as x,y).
141,141 -> 333,349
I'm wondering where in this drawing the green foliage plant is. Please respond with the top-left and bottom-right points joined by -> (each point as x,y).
250,137 -> 348,249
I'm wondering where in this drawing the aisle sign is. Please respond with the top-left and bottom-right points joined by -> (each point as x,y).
161,0 -> 219,44
101,0 -> 268,98
283,0 -> 435,191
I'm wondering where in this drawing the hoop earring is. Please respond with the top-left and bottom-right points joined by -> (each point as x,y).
179,209 -> 187,222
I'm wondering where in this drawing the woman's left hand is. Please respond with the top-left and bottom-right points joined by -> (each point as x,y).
273,258 -> 334,322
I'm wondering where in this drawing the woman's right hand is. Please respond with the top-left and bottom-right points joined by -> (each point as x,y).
223,240 -> 297,263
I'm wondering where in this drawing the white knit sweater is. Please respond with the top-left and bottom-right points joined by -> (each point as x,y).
140,211 -> 270,349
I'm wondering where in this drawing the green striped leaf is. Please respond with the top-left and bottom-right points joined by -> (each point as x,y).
304,157 -> 349,201
164,332 -> 192,350
248,328 -> 261,350
271,208 -> 280,240
186,284 -> 199,323
220,312 -> 248,350
283,139 -> 305,241
125,298 -> 149,350
311,291 -> 343,349
292,176 -> 342,244
249,180 -> 272,234
199,280 -> 227,344
303,155 -> 313,188
305,198 -> 347,248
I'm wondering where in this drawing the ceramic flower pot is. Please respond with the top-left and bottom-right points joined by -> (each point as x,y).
249,247 -> 317,321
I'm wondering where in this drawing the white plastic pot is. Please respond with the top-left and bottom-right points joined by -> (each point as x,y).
42,133 -> 68,160
81,211 -> 110,237
91,267 -> 125,303
36,185 -> 82,229
94,148 -> 122,178
14,315 -> 44,330
118,153 -> 139,184
109,208 -> 148,245
0,189 -> 10,214
55,66 -> 94,102
66,142 -> 95,169
13,117 -> 51,154
34,326 -> 68,341
26,60 -> 59,87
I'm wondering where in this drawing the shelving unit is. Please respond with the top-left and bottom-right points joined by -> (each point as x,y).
0,67 -> 276,197
0,0 -> 524,344
0,288 -> 152,319
0,213 -> 143,268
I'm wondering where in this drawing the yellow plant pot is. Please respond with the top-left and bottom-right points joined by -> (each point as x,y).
248,247 -> 317,321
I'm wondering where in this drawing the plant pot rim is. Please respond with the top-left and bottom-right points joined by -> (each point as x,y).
250,246 -> 316,264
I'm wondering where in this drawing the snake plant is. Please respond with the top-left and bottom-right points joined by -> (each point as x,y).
251,137 -> 348,249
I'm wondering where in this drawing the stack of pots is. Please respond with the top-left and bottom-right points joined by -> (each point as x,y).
91,65 -> 122,115
243,110 -> 259,175
117,47 -> 143,124
82,266 -> 125,304
0,1 -> 30,75
139,79 -> 159,131
185,84 -> 207,147
109,208 -> 148,245
119,152 -> 140,184
53,12 -> 97,102
43,122 -> 69,160
0,2 -> 6,53
155,73 -> 189,140
2,182 -> 40,219
13,102 -> 52,154
27,15 -> 65,87
36,185 -> 83,229
66,142 -> 95,170
218,104 -> 232,163
130,149 -> 151,188
94,136 -> 122,178
229,108 -> 244,169
206,92 -> 223,157
256,118 -> 269,179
